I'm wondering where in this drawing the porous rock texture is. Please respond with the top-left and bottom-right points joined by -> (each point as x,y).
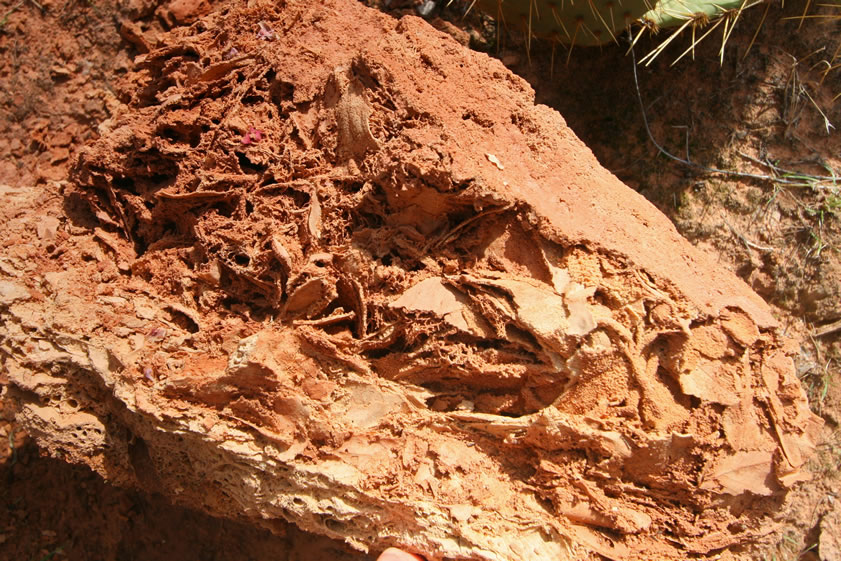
0,0 -> 823,559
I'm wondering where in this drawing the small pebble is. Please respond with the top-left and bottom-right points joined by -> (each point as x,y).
416,0 -> 436,18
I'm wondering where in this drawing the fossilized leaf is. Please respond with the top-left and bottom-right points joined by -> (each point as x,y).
721,397 -> 765,450
478,277 -> 568,341
565,283 -> 596,337
702,450 -> 777,496
720,308 -> 760,347
390,277 -> 490,336
0,280 -> 30,304
335,70 -> 380,160
338,436 -> 397,471
307,190 -> 322,242
679,359 -> 740,406
285,277 -> 332,317
336,383 -> 406,429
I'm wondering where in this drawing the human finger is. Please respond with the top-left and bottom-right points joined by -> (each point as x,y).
375,547 -> 425,561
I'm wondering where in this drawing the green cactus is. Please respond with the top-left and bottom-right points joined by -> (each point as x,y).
637,0 -> 757,64
476,0 -> 654,47
475,0 -> 757,54
642,0 -> 754,29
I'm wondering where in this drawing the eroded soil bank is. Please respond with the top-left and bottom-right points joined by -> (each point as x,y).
0,0 -> 827,559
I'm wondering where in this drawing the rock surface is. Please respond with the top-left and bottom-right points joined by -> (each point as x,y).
0,0 -> 823,559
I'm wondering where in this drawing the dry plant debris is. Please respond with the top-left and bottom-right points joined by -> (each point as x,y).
0,0 -> 825,559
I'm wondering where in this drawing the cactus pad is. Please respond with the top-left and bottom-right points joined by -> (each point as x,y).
476,0 -> 654,46
642,0 -> 753,30
476,0 -> 757,47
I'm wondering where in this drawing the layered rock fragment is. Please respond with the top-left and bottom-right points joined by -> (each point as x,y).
0,1 -> 822,560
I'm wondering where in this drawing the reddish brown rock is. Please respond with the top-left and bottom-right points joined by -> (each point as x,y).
0,1 -> 822,560
158,0 -> 212,26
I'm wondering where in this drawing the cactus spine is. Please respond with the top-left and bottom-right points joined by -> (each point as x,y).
475,0 -> 758,56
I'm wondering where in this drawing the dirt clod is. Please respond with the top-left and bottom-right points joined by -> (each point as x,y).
0,0 -> 827,560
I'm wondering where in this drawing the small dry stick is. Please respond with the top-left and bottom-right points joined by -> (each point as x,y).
724,220 -> 776,252
0,0 -> 24,27
814,318 -> 841,338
